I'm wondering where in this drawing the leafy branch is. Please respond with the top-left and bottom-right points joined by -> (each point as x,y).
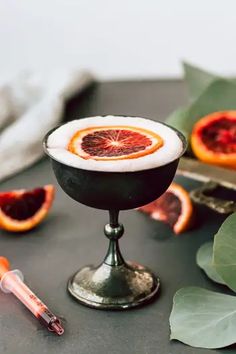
170,213 -> 236,349
168,62 -> 236,349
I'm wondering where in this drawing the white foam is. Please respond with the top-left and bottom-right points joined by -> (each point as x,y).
47,116 -> 184,172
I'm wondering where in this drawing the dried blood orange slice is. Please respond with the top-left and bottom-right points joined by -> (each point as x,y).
138,182 -> 193,234
0,185 -> 55,232
191,111 -> 236,169
67,125 -> 164,160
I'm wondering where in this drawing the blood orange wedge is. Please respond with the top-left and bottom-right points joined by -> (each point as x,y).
67,125 -> 164,160
138,182 -> 193,234
191,111 -> 236,169
0,185 -> 55,232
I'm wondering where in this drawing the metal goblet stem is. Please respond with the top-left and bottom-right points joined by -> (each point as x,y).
103,210 -> 124,266
67,209 -> 160,309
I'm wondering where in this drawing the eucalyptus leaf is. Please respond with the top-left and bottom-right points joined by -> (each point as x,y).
170,287 -> 236,349
196,242 -> 225,285
213,213 -> 236,292
167,78 -> 236,140
183,62 -> 217,100
183,62 -> 236,100
165,106 -> 189,139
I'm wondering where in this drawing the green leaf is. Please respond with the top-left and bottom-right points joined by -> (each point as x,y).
183,62 -> 217,100
183,62 -> 236,100
165,106 -> 189,139
167,78 -> 236,140
170,287 -> 236,349
213,213 -> 236,292
196,242 -> 225,285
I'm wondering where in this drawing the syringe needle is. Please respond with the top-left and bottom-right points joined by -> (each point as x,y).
0,257 -> 64,336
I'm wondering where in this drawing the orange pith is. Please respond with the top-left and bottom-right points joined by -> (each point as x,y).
191,111 -> 236,170
67,125 -> 164,161
0,185 -> 55,232
138,182 -> 193,235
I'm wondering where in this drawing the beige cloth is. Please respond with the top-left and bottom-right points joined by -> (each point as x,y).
0,70 -> 94,182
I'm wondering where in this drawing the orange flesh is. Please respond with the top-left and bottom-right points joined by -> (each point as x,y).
200,118 -> 236,153
68,125 -> 164,160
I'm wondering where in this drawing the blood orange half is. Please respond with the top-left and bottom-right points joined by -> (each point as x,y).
191,111 -> 236,169
0,185 -> 55,232
67,125 -> 164,160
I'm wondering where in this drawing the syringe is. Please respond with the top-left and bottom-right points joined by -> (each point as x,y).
0,257 -> 64,335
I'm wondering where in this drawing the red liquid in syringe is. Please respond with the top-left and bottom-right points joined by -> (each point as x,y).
0,257 -> 64,335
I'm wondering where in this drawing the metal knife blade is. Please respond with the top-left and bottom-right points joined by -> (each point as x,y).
177,157 -> 236,191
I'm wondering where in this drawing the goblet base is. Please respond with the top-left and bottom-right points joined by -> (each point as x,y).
68,261 -> 160,309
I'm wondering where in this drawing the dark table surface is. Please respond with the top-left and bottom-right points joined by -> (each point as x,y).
0,80 -> 234,354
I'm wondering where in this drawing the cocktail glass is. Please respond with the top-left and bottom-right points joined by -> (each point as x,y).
43,121 -> 186,309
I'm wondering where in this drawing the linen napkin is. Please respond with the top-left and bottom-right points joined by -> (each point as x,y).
0,70 -> 95,182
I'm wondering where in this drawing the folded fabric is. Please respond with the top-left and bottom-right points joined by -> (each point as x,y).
0,70 -> 95,182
